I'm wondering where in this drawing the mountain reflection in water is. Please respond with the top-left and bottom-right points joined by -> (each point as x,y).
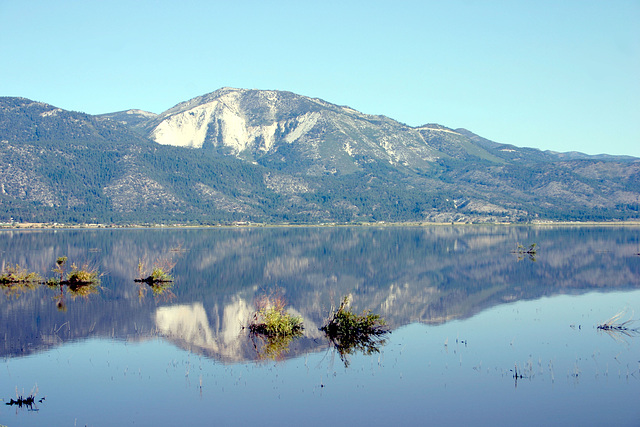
1,226 -> 639,362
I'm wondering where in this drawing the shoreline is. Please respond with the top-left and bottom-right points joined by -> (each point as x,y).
2,220 -> 640,230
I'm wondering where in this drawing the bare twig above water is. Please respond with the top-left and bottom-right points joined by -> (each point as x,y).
597,310 -> 639,342
512,243 -> 537,261
598,310 -> 637,331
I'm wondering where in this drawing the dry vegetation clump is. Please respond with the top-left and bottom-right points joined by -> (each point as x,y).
513,243 -> 538,261
248,291 -> 303,360
0,264 -> 42,298
249,291 -> 303,337
0,264 -> 42,284
134,254 -> 177,300
46,256 -> 102,299
135,255 -> 176,284
66,263 -> 101,285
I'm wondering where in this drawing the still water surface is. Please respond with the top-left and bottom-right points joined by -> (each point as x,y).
1,226 -> 639,426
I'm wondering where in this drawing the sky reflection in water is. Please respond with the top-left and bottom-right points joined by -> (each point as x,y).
1,226 -> 639,426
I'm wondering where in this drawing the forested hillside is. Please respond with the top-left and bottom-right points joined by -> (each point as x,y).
1,92 -> 639,225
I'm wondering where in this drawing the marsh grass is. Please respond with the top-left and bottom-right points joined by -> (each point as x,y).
47,257 -> 102,300
513,243 -> 537,261
64,263 -> 101,298
135,256 -> 176,284
150,267 -> 173,282
66,263 -> 101,285
321,296 -> 389,366
249,292 -> 303,337
135,254 -> 177,300
0,265 -> 42,298
249,291 -> 303,360
0,264 -> 42,284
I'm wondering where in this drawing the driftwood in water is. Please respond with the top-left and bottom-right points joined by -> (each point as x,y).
597,324 -> 636,331
597,310 -> 639,343
597,310 -> 638,332
134,276 -> 173,284
5,394 -> 43,410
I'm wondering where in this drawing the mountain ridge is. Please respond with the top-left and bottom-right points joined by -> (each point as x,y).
135,88 -> 638,163
1,89 -> 639,224
140,87 -> 446,176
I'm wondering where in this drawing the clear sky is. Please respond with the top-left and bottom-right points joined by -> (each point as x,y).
1,0 -> 639,156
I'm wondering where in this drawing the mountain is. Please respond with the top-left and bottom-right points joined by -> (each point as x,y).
143,88 -> 490,174
455,128 -> 637,163
143,88 -> 637,166
0,97 -> 147,143
97,109 -> 157,130
0,90 -> 639,224
0,97 -> 268,223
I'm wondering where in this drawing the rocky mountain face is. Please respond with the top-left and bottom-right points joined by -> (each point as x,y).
144,87 -> 445,175
0,90 -> 639,224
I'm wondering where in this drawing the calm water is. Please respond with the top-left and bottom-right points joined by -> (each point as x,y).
1,226 -> 639,426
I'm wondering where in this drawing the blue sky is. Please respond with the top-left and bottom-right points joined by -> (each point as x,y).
1,0 -> 639,156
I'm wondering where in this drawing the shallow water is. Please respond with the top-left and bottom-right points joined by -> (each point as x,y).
1,226 -> 639,426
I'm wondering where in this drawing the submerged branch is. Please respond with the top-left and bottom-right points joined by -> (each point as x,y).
134,276 -> 173,284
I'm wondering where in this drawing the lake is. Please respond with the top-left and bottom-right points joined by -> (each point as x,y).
1,226 -> 639,426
